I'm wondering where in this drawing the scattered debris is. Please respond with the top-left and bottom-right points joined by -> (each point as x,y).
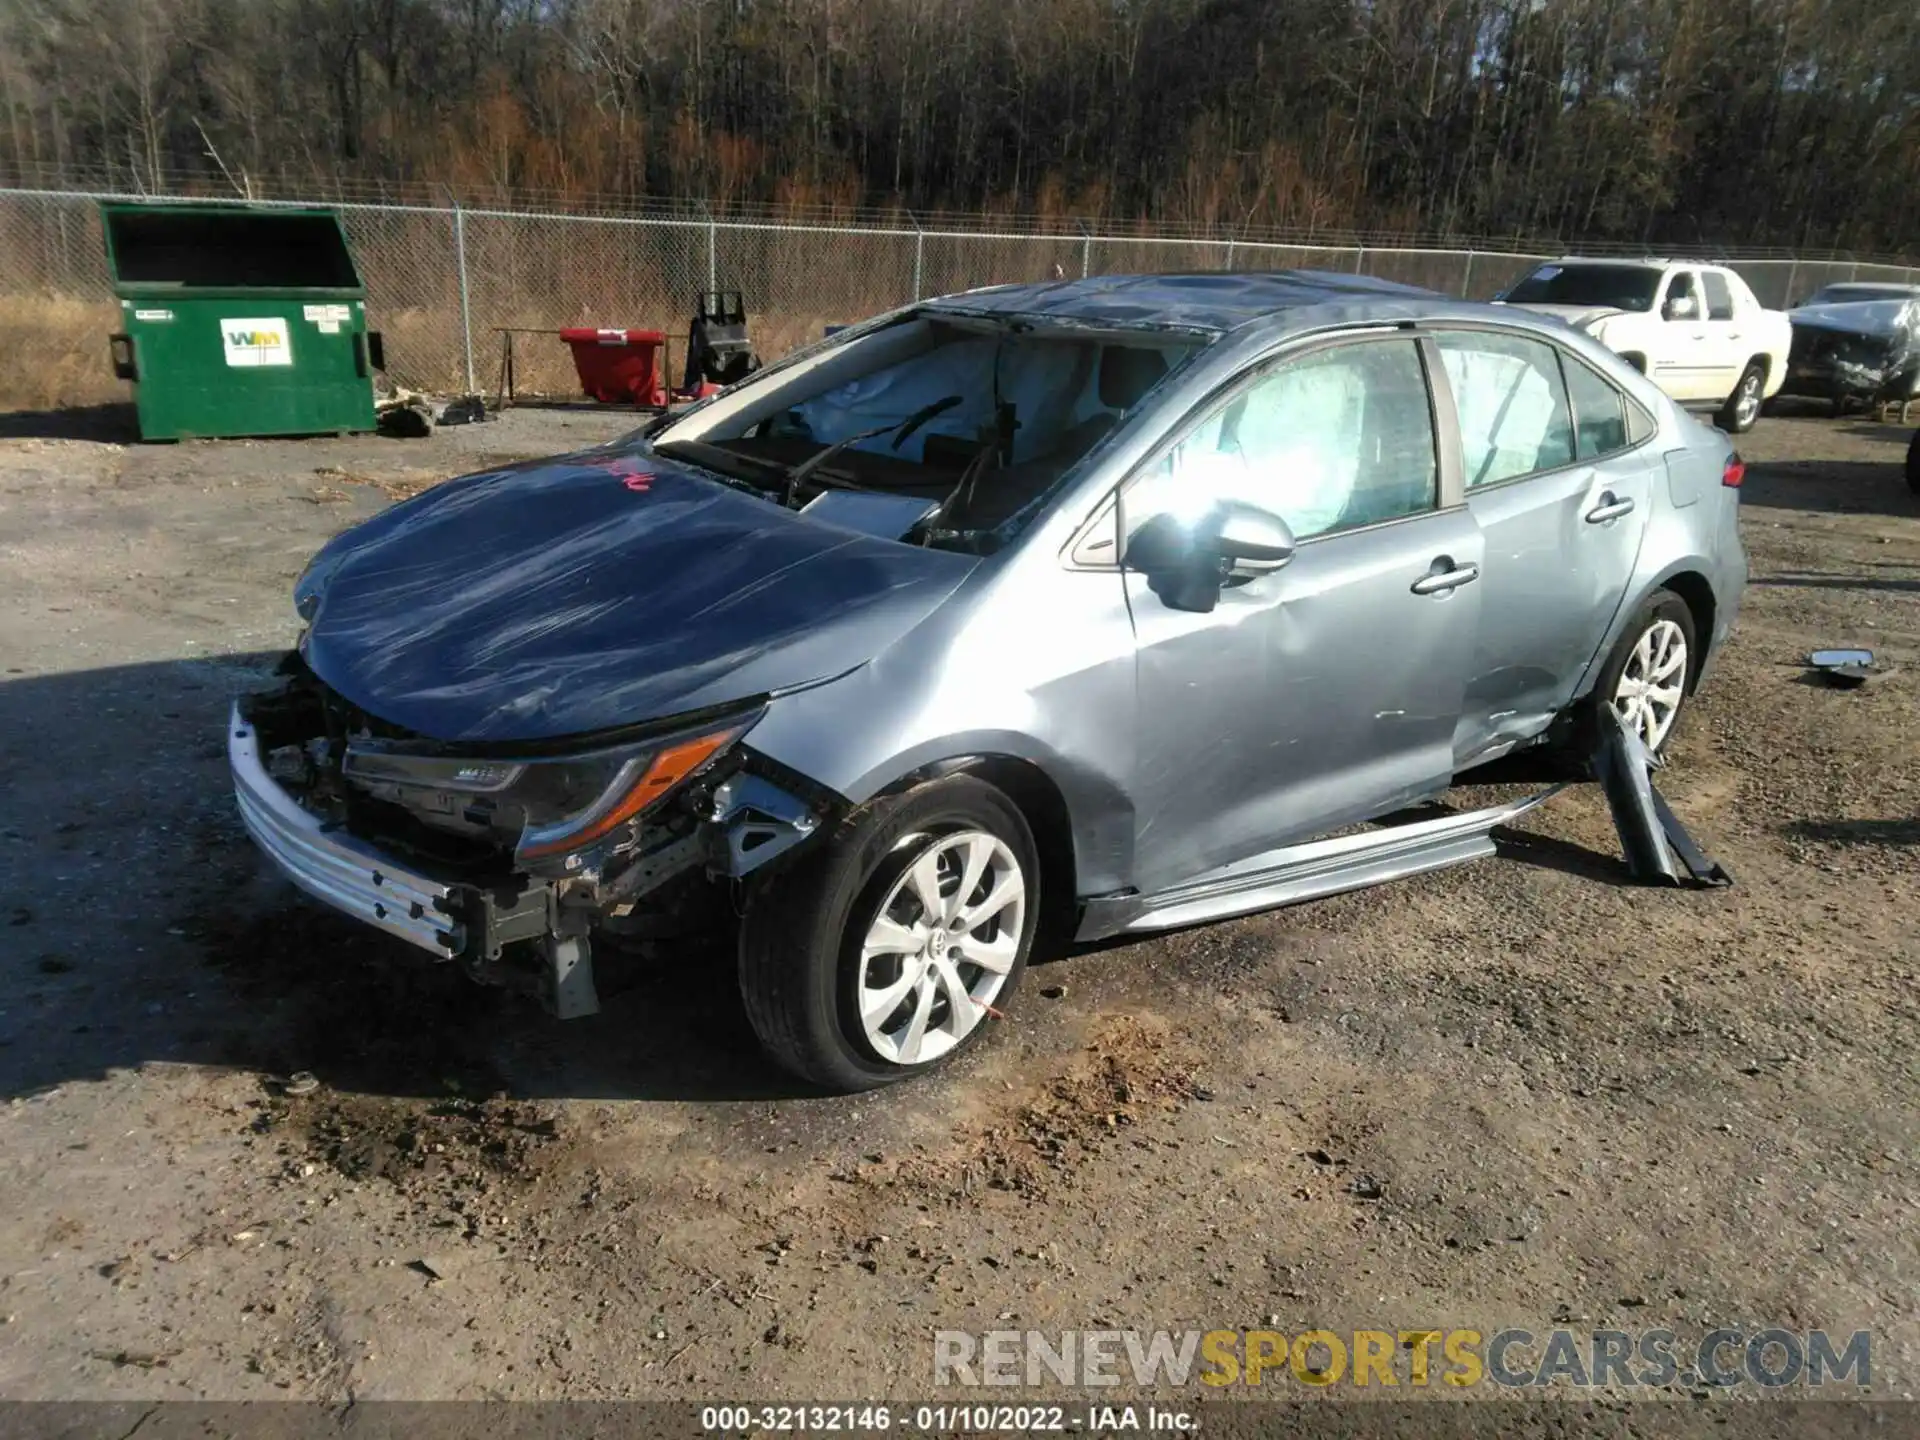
438,395 -> 488,426
374,384 -> 436,438
1039,984 -> 1068,1000
1805,647 -> 1884,689
411,1255 -> 458,1282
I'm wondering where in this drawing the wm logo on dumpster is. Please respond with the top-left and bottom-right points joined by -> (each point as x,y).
220,316 -> 293,368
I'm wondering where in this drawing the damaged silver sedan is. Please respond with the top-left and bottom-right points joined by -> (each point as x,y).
234,271 -> 1748,1091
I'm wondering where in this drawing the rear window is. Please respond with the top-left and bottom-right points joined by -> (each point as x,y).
1434,330 -> 1575,488
105,210 -> 360,288
1505,264 -> 1661,312
1702,272 -> 1735,321
1561,355 -> 1632,459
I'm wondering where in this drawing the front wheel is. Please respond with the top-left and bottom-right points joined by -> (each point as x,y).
1716,362 -> 1766,434
738,774 -> 1038,1092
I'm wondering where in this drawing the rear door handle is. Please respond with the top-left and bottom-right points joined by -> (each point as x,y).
1585,493 -> 1636,524
1411,563 -> 1480,596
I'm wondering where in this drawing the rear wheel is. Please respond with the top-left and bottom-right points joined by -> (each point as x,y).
1907,427 -> 1920,495
1591,591 -> 1697,754
738,774 -> 1038,1092
1716,362 -> 1766,434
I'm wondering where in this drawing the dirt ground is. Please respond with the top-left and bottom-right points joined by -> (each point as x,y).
0,398 -> 1914,1408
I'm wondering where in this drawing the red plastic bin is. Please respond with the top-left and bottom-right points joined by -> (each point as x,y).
558,328 -> 668,407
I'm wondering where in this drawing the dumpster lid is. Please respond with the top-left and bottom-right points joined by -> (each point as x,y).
559,328 -> 668,345
102,204 -> 364,292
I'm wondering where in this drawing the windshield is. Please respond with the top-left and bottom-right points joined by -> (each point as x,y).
1505,264 -> 1661,312
651,315 -> 1205,543
1801,285 -> 1918,307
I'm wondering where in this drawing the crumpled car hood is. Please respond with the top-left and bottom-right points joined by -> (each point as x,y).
1789,297 -> 1920,342
1507,303 -> 1627,331
296,450 -> 979,744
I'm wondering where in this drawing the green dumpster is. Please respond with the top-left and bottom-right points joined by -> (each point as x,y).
101,203 -> 383,441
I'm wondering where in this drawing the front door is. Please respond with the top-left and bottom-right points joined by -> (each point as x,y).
1650,269 -> 1714,400
1118,335 -> 1482,895
1431,328 -> 1654,766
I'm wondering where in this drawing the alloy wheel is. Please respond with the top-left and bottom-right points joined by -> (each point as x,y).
1612,618 -> 1688,751
855,830 -> 1026,1066
1733,370 -> 1763,429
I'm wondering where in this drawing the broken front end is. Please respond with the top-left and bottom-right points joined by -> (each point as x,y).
229,654 -> 827,1016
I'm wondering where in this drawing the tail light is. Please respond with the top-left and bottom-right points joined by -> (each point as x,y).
1722,454 -> 1745,488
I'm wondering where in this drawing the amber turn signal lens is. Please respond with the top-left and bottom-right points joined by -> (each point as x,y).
517,726 -> 743,860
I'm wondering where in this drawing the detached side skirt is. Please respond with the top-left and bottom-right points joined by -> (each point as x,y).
1077,712 -> 1733,942
1590,706 -> 1733,888
1076,787 -> 1566,941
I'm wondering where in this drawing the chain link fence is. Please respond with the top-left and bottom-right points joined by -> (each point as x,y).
2,184 -> 1916,409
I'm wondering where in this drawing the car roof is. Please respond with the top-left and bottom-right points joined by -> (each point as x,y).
1807,281 -> 1920,295
922,269 -> 1437,334
1547,256 -> 1732,271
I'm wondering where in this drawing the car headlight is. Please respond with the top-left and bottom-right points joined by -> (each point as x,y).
342,712 -> 758,868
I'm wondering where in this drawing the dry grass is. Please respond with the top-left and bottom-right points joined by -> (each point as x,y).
0,294 -> 124,411
312,464 -> 444,501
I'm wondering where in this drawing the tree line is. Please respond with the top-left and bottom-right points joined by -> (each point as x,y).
1,0 -> 1915,253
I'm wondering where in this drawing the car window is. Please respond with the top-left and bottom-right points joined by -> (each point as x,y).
1434,331 -> 1575,488
1702,272 -> 1735,321
1503,263 -> 1660,312
1663,271 -> 1697,316
1125,339 -> 1437,543
1559,354 -> 1633,459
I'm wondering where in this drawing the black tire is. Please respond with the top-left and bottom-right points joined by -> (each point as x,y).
1906,427 -> 1920,496
738,773 -> 1039,1092
1585,589 -> 1698,756
1716,361 -> 1766,434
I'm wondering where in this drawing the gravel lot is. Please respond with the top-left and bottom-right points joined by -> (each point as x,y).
0,400 -> 1914,1405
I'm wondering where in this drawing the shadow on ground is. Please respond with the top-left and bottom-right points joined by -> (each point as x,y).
1781,817 -> 1920,847
0,403 -> 141,443
0,655 -> 805,1106
1755,571 -> 1920,595
1741,458 -> 1918,517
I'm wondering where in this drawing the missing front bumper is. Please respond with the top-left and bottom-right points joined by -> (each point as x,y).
229,692 -> 831,1019
230,703 -> 466,958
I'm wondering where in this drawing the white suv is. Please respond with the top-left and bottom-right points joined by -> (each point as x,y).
1498,258 -> 1791,433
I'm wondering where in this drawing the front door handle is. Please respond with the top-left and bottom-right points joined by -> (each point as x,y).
1411,562 -> 1480,596
1585,493 -> 1636,524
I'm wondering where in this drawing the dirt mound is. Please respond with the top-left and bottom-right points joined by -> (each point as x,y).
893,1014 -> 1201,1201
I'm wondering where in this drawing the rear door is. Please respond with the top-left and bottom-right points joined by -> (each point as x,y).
1117,334 -> 1482,892
1697,269 -> 1747,398
1431,327 -> 1655,768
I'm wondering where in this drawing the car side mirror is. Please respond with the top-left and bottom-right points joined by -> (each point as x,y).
1123,501 -> 1296,614
1664,294 -> 1698,322
1213,500 -> 1296,575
